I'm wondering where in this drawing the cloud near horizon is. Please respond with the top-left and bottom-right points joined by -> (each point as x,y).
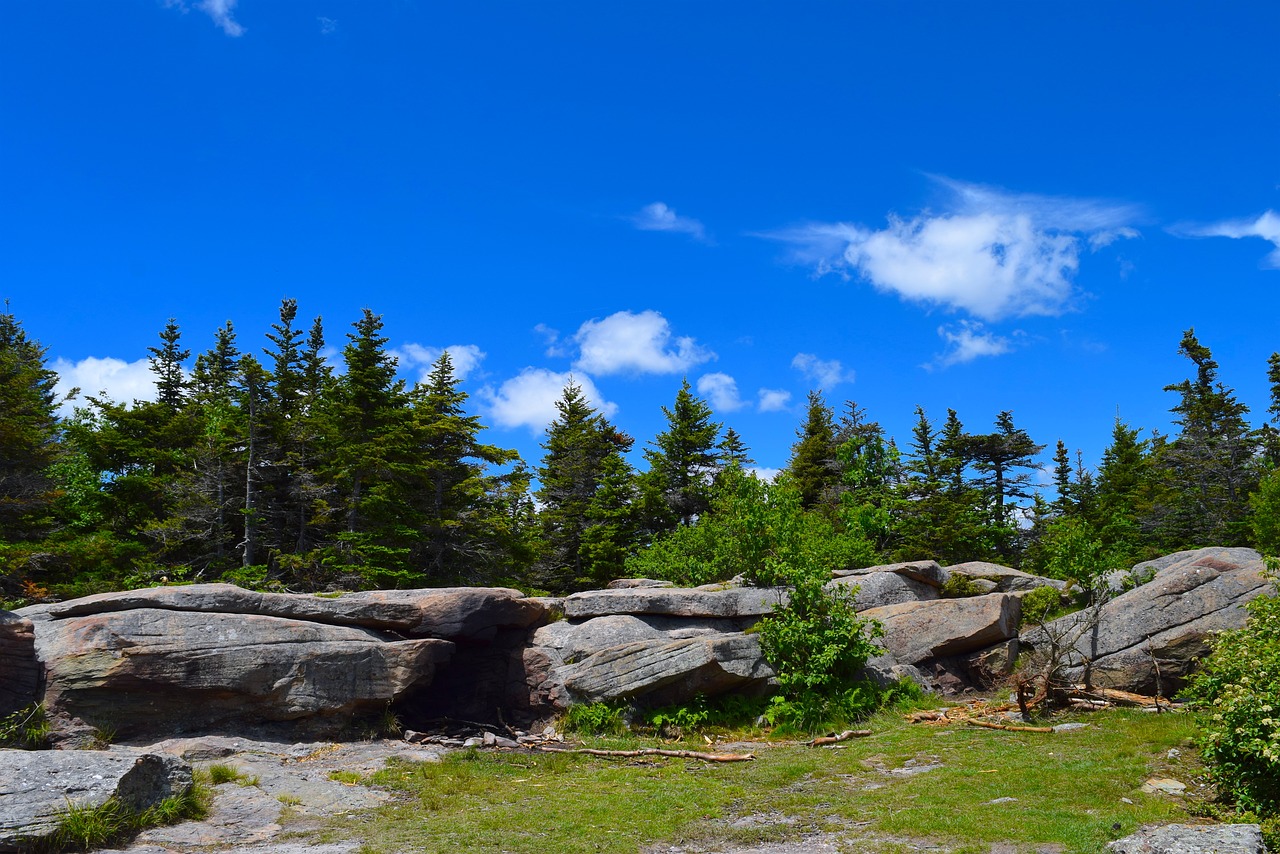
393,343 -> 485,383
929,320 -> 1014,369
791,353 -> 855,390
573,310 -> 715,376
696,372 -> 747,412
757,388 -> 792,412
51,356 -> 160,415
1175,210 -> 1280,269
480,368 -> 616,433
629,202 -> 708,242
766,177 -> 1140,321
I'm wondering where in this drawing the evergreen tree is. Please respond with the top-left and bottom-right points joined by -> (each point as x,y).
1051,440 -> 1074,514
718,427 -> 753,467
536,382 -> 636,591
1262,351 -> 1280,468
148,318 -> 189,410
0,309 -> 60,543
787,391 -> 838,508
1151,329 -> 1256,547
640,378 -> 721,532
1089,417 -> 1152,563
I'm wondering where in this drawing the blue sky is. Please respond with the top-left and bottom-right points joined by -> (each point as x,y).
3,2 -> 1278,482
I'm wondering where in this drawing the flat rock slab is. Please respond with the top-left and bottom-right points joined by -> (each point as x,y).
21,583 -> 545,641
563,586 -> 787,620
833,560 -> 948,588
1108,823 -> 1265,853
35,609 -> 454,739
0,747 -> 192,852
862,594 -> 1021,665
0,611 -> 38,715
945,561 -> 1066,592
828,571 -> 940,610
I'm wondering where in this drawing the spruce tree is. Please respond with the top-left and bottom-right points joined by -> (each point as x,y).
787,391 -> 838,508
0,309 -> 60,543
148,318 -> 189,410
640,378 -> 721,532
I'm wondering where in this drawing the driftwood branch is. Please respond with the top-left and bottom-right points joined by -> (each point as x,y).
966,719 -> 1053,733
535,746 -> 755,762
807,729 -> 872,746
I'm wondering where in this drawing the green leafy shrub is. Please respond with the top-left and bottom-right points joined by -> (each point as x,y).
939,574 -> 986,598
1019,585 -> 1063,628
206,763 -> 245,785
1186,567 -> 1280,818
642,693 -> 769,737
561,702 -> 627,735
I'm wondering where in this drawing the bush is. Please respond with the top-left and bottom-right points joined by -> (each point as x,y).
1186,566 -> 1280,818
1019,585 -> 1063,628
0,704 -> 49,749
642,693 -> 770,737
561,702 -> 627,735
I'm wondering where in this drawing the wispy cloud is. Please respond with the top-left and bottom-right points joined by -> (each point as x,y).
393,343 -> 485,383
480,369 -> 616,433
764,177 -> 1140,321
573,310 -> 715,376
696,372 -> 747,412
1174,210 -> 1280,269
791,353 -> 855,389
51,356 -> 160,415
928,320 -> 1013,369
757,388 -> 792,412
318,16 -> 338,35
629,202 -> 708,242
164,0 -> 245,36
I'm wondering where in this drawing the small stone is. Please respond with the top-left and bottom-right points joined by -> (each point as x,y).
1141,777 -> 1186,795
482,731 -> 497,747
402,729 -> 424,743
1166,747 -> 1181,760
493,736 -> 520,749
1052,722 -> 1088,732
983,796 -> 1018,805
1120,797 -> 1133,804
462,737 -> 484,748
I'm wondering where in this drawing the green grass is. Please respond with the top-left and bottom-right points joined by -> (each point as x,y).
311,705 -> 1218,854
28,783 -> 208,853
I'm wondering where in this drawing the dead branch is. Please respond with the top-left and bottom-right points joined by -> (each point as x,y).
966,719 -> 1053,733
807,730 -> 872,746
535,746 -> 755,762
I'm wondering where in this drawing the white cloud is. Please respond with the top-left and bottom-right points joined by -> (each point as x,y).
930,321 -> 1013,369
394,343 -> 485,382
480,369 -> 616,433
51,357 -> 159,415
1177,210 -> 1280,268
630,202 -> 708,242
534,323 -> 570,358
318,16 -> 338,35
757,388 -> 792,412
164,0 -> 245,36
748,467 -> 782,482
573,310 -> 715,376
765,177 -> 1140,321
696,372 -> 747,412
791,353 -> 854,389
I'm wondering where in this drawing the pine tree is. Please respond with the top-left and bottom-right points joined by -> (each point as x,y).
536,382 -> 636,591
1262,351 -> 1280,468
148,318 -> 189,410
0,309 -> 60,543
1051,440 -> 1074,514
787,391 -> 838,508
718,427 -> 753,467
640,378 -> 721,532
1152,329 -> 1256,547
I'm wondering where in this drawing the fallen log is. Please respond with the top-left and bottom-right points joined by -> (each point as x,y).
535,746 -> 755,762
808,730 -> 872,746
966,719 -> 1053,733
1067,687 -> 1170,708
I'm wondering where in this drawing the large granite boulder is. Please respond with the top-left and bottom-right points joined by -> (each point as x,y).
23,584 -> 546,642
828,571 -> 940,611
32,608 -> 454,739
0,611 -> 38,715
549,633 -> 774,708
834,559 -> 948,588
562,585 -> 787,620
945,561 -> 1067,593
1108,823 -> 1265,853
863,593 -> 1022,666
1020,547 -> 1271,694
0,747 -> 192,852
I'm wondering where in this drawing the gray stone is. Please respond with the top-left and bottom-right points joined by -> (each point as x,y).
563,586 -> 787,620
833,560 -> 948,588
1020,547 -> 1270,694
606,578 -> 675,589
33,608 -> 454,738
946,561 -> 1067,593
1108,823 -> 1264,853
21,583 -> 546,641
862,594 -> 1022,665
0,611 -> 38,715
0,747 -> 191,852
553,632 -> 774,707
828,572 -> 939,610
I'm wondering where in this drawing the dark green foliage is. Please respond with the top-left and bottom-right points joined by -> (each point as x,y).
0,310 -> 61,544
1186,568 -> 1280,819
0,703 -> 50,749
641,693 -> 770,737
787,390 -> 839,509
561,702 -> 628,735
639,378 -> 721,532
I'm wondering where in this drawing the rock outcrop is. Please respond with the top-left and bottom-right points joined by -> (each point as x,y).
0,611 -> 38,715
1108,823 -> 1265,854
1020,547 -> 1271,694
0,747 -> 192,852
